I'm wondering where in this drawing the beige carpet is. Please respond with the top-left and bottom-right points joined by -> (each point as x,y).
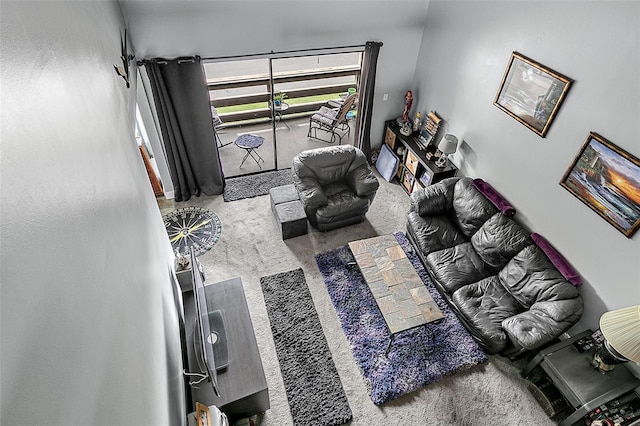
170,171 -> 555,426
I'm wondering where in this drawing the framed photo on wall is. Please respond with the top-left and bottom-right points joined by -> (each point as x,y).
494,52 -> 573,137
560,132 -> 640,238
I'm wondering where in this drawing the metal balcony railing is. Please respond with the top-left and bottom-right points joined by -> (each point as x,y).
207,65 -> 360,125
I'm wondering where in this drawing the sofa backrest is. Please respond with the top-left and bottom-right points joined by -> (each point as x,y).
498,244 -> 580,308
451,177 -> 499,238
471,213 -> 532,269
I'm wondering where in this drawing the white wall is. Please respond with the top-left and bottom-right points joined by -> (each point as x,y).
121,0 -> 431,146
0,2 -> 184,424
412,1 -> 640,332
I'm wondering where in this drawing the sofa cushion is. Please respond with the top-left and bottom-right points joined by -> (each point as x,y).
407,211 -> 466,256
426,242 -> 497,295
471,213 -> 532,269
498,245 -> 580,308
451,178 -> 500,238
315,183 -> 370,223
452,276 -> 524,354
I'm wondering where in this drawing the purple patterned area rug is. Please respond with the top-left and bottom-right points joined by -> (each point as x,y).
315,232 -> 488,405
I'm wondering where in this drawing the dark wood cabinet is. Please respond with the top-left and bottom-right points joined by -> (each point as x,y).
382,120 -> 457,195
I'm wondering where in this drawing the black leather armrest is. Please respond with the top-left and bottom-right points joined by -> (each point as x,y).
502,296 -> 584,350
410,177 -> 459,216
346,165 -> 379,197
293,175 -> 327,209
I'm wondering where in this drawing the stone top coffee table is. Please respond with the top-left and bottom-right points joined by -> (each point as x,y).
348,234 -> 443,355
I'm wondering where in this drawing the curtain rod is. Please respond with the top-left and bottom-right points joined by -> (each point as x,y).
200,43 -> 375,62
138,42 -> 383,66
138,56 -> 199,66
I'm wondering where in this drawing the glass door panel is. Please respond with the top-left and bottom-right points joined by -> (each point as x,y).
204,59 -> 275,177
271,53 -> 361,170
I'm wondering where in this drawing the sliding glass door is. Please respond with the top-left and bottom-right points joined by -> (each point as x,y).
204,50 -> 362,178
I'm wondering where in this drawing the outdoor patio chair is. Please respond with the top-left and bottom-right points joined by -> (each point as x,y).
211,106 -> 232,148
307,93 -> 357,144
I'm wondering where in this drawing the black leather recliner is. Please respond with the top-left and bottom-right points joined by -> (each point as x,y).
292,145 -> 379,232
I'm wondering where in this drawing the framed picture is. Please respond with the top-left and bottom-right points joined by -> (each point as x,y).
419,111 -> 441,149
196,402 -> 211,426
560,132 -> 640,238
418,129 -> 433,149
402,169 -> 415,193
419,170 -> 433,187
494,52 -> 572,137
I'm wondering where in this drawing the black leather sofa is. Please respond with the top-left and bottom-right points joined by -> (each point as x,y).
406,177 -> 583,355
292,145 -> 379,232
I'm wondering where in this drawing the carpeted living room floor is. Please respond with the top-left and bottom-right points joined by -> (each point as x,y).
165,170 -> 555,426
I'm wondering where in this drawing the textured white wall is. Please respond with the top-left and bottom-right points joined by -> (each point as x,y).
412,1 -> 640,332
121,0 -> 430,147
0,2 -> 184,424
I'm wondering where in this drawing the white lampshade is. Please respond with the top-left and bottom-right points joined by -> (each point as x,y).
600,305 -> 640,363
437,134 -> 458,155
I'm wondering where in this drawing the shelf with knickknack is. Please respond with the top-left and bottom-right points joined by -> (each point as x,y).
383,115 -> 458,195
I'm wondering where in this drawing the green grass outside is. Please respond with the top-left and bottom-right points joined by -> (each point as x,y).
217,93 -> 340,114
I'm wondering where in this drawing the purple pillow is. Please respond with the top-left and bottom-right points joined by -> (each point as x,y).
531,233 -> 582,286
472,178 -> 516,217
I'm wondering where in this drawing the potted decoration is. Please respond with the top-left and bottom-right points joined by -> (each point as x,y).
273,91 -> 287,107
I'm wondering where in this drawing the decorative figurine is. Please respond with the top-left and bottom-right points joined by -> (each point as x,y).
413,111 -> 421,132
400,121 -> 413,136
396,90 -> 415,129
402,90 -> 413,123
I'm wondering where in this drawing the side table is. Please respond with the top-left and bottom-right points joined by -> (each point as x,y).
270,101 -> 290,130
234,134 -> 265,168
522,330 -> 640,425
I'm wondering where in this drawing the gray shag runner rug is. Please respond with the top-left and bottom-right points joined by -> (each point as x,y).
223,169 -> 294,202
260,268 -> 352,426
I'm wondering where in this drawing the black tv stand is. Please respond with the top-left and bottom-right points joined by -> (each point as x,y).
184,277 -> 269,421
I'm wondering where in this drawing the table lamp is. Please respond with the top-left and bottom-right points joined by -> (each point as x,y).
591,305 -> 640,373
436,134 -> 458,167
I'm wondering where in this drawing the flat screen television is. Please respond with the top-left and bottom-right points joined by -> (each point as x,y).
190,248 -> 228,398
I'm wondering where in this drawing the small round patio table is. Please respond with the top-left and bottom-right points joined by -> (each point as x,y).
234,134 -> 265,168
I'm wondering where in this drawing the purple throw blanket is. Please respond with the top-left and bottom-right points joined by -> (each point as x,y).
531,233 -> 582,286
472,178 -> 516,217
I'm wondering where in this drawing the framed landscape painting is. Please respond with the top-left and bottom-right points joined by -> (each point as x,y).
560,132 -> 640,238
494,52 -> 572,137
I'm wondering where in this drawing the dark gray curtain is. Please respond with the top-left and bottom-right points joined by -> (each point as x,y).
144,56 -> 224,202
354,41 -> 383,161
